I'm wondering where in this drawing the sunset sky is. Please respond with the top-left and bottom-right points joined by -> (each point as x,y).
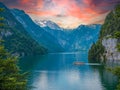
0,0 -> 120,29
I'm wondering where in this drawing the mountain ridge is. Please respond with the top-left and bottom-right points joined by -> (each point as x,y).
0,2 -> 47,56
0,2 -> 101,52
34,19 -> 101,30
11,8 -> 101,52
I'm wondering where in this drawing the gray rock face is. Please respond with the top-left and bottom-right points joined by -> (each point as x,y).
102,38 -> 120,63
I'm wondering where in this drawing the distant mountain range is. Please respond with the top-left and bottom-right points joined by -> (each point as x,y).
0,2 -> 101,53
11,8 -> 101,52
34,20 -> 62,30
34,20 -> 101,51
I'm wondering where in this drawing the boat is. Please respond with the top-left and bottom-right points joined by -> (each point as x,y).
73,61 -> 85,65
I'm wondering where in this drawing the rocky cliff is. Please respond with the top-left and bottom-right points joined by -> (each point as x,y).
102,38 -> 120,64
88,4 -> 120,63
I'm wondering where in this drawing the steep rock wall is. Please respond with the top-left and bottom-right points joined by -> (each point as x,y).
102,38 -> 120,63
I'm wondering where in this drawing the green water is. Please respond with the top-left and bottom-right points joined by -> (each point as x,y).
19,52 -> 118,90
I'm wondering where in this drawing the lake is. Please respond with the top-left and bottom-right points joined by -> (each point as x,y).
19,51 -> 118,90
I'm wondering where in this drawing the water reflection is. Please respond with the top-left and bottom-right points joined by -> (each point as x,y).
31,69 -> 104,90
33,72 -> 48,90
19,52 -> 118,90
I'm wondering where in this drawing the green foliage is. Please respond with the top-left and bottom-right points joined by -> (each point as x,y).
0,8 -> 28,90
88,41 -> 105,62
116,43 -> 120,52
102,5 -> 120,89
114,31 -> 120,39
99,4 -> 120,39
0,41 -> 28,90
0,23 -> 5,27
88,4 -> 120,62
0,17 -> 4,20
116,83 -> 120,90
111,67 -> 120,78
115,5 -> 120,17
0,8 -> 4,12
107,67 -> 120,90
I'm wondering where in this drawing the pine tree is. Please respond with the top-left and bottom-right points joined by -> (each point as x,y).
0,7 -> 27,90
0,40 -> 27,90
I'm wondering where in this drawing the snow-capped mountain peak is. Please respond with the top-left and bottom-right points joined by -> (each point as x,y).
34,20 -> 62,30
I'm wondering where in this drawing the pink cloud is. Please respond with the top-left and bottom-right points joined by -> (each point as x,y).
1,0 -> 120,25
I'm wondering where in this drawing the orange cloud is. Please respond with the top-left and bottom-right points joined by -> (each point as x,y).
27,10 -> 58,16
21,0 -> 29,4
1,0 -> 120,28
26,0 -> 119,25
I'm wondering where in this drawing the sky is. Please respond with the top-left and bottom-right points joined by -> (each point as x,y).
0,0 -> 120,29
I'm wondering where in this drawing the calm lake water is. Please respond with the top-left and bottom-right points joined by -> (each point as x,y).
19,52 -> 118,90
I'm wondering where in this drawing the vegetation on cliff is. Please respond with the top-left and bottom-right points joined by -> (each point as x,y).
88,41 -> 105,62
89,4 -> 120,90
88,4 -> 120,62
108,67 -> 120,90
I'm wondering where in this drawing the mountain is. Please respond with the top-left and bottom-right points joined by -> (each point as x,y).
39,23 -> 101,51
34,20 -> 62,30
0,2 -> 47,56
11,9 -> 65,52
35,20 -> 101,51
88,5 -> 120,63
34,20 -> 70,49
68,24 -> 101,51
8,4 -> 101,52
